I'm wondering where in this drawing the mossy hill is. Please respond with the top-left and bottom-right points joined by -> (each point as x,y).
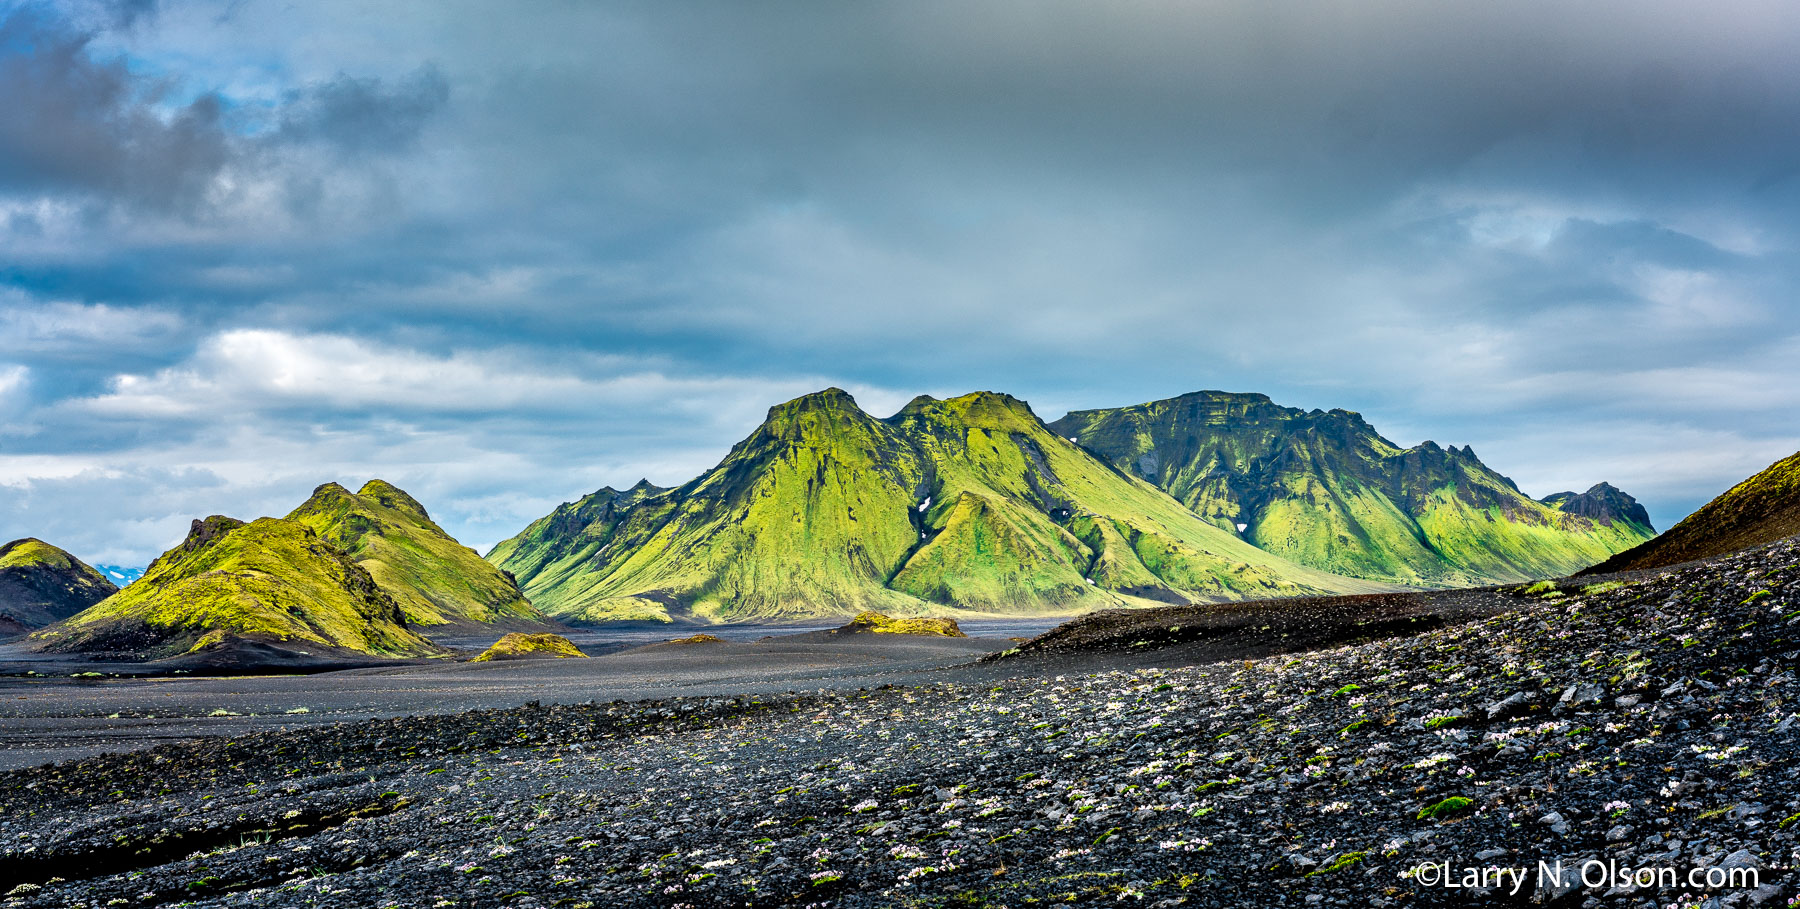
0,539 -> 116,633
837,611 -> 965,637
1048,391 -> 1654,587
31,516 -> 441,659
1583,449 -> 1800,575
492,389 -> 1383,624
287,480 -> 547,630
471,632 -> 587,662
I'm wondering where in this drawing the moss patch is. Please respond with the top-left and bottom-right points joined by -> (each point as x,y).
472,633 -> 589,662
839,611 -> 966,637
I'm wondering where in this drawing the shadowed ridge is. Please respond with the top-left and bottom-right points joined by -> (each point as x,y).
0,538 -> 117,630
1582,450 -> 1800,575
1541,482 -> 1653,530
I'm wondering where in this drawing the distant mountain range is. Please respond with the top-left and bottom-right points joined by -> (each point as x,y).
1050,391 -> 1653,587
491,388 -> 1653,624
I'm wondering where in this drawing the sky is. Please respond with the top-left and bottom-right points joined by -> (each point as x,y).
3,0 -> 1799,568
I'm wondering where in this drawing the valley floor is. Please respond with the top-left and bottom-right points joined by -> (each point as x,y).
1,544 -> 1797,907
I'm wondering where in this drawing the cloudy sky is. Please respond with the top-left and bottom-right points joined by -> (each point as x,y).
3,0 -> 1798,568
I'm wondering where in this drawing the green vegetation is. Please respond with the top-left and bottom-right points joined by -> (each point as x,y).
1417,796 -> 1473,820
1305,852 -> 1367,877
839,611 -> 965,637
288,480 -> 546,629
0,537 -> 118,628
664,633 -> 723,645
29,516 -> 440,659
1586,449 -> 1800,574
472,632 -> 588,661
493,389 -> 1382,623
1050,391 -> 1654,586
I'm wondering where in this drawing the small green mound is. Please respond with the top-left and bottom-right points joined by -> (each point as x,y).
1417,796 -> 1474,821
839,611 -> 966,637
665,633 -> 723,645
1305,851 -> 1367,877
472,632 -> 588,662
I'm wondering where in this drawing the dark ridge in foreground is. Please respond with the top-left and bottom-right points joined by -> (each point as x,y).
1584,448 -> 1800,576
1,539 -> 1796,906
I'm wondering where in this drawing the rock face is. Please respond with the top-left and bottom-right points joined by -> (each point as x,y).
1049,391 -> 1654,586
29,516 -> 440,659
0,539 -> 117,634
1584,448 -> 1800,574
286,480 -> 549,630
471,632 -> 587,662
491,389 -> 1383,624
1539,482 -> 1653,528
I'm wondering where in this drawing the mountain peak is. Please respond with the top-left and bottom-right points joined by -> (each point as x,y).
1542,482 -> 1653,531
358,479 -> 431,521
1,538 -> 116,630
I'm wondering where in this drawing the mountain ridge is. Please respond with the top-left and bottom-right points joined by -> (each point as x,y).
1048,390 -> 1652,586
492,388 -> 1387,624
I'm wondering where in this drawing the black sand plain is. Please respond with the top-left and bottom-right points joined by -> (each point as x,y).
2,550 -> 1796,907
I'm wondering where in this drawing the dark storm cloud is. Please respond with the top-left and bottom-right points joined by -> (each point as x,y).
0,6 -> 227,211
2,0 -> 1798,563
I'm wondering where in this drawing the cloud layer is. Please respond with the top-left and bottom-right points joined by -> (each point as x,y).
3,0 -> 1798,566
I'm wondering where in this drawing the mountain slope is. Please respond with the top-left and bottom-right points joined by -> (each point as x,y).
1583,450 -> 1800,575
1048,391 -> 1653,586
0,539 -> 117,634
492,389 -> 1382,624
30,516 -> 440,659
287,480 -> 548,630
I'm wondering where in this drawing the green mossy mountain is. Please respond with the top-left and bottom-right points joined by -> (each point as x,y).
0,539 -> 117,633
287,480 -> 547,630
492,389 -> 1383,624
30,516 -> 440,659
1047,391 -> 1654,587
1583,450 -> 1800,575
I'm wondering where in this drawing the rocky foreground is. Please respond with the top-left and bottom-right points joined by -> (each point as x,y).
3,542 -> 1798,908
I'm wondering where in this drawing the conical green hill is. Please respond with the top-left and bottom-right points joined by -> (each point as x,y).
286,480 -> 547,629
30,516 -> 439,659
1584,450 -> 1800,574
500,389 -> 932,623
1049,391 -> 1654,585
0,538 -> 117,631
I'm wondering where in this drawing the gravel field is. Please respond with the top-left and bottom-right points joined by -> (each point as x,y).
2,543 -> 1797,907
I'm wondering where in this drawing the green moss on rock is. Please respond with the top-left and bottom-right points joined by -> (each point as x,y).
839,611 -> 966,637
472,632 -> 588,661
